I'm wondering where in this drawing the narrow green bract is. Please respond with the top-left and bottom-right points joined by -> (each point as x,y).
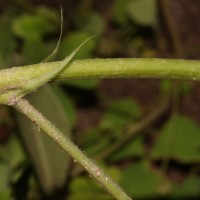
0,37 -> 94,105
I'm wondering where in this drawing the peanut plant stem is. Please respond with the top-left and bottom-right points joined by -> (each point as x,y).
13,98 -> 132,200
1,58 -> 200,94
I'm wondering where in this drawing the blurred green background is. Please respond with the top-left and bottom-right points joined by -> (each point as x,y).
0,0 -> 200,199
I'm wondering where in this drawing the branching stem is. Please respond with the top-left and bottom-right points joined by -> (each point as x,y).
12,97 -> 132,200
1,58 -> 200,199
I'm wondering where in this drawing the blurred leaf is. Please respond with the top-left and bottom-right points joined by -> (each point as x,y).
82,13 -> 105,36
65,79 -> 100,90
58,32 -> 96,60
126,0 -> 158,26
0,135 -> 25,170
81,128 -> 102,147
172,176 -> 200,198
111,137 -> 144,162
180,81 -> 192,96
160,80 -> 173,94
26,175 -> 41,200
23,38 -> 47,64
151,115 -> 200,163
0,16 -> 16,67
12,13 -> 56,40
0,164 -> 11,200
121,161 -> 171,198
16,85 -> 72,195
112,0 -> 129,24
12,7 -> 59,64
131,37 -> 145,50
0,135 -> 26,195
100,98 -> 141,131
82,128 -> 111,156
69,177 -> 112,200
160,80 -> 192,96
109,99 -> 141,117
0,190 -> 10,200
142,48 -> 157,58
69,166 -> 121,200
0,106 -> 13,142
36,6 -> 59,24
51,85 -> 77,128
106,166 -> 122,183
0,164 -> 9,189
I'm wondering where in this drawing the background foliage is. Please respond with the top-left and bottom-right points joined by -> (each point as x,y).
0,0 -> 200,199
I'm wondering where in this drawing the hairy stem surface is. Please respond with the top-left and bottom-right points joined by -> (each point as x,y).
0,58 -> 200,95
13,98 -> 132,200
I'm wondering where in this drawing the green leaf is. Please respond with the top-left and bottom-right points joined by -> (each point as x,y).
69,166 -> 121,200
121,161 -> 171,198
69,177 -> 112,200
0,16 -> 16,67
81,13 -> 105,36
106,166 -> 122,183
65,79 -> 100,90
0,163 -> 12,200
172,176 -> 200,198
0,134 -> 26,188
16,85 -> 72,194
23,38 -> 47,64
112,0 -> 129,24
58,32 -> 96,60
36,6 -> 59,24
82,128 -> 111,156
109,98 -> 141,117
151,115 -> 200,163
12,13 -> 56,40
160,80 -> 192,96
111,137 -> 144,162
0,190 -> 10,200
100,98 -> 141,131
0,164 -> 9,189
0,163 -> 12,199
51,85 -> 77,128
0,135 -> 25,170
11,7 -> 59,64
126,0 -> 158,26
160,80 -> 173,94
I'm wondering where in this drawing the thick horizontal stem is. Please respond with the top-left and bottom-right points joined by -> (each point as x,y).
0,58 -> 200,91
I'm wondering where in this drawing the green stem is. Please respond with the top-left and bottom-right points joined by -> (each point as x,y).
12,98 -> 132,200
0,59 -> 200,95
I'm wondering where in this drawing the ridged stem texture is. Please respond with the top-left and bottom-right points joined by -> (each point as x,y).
13,98 -> 132,200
